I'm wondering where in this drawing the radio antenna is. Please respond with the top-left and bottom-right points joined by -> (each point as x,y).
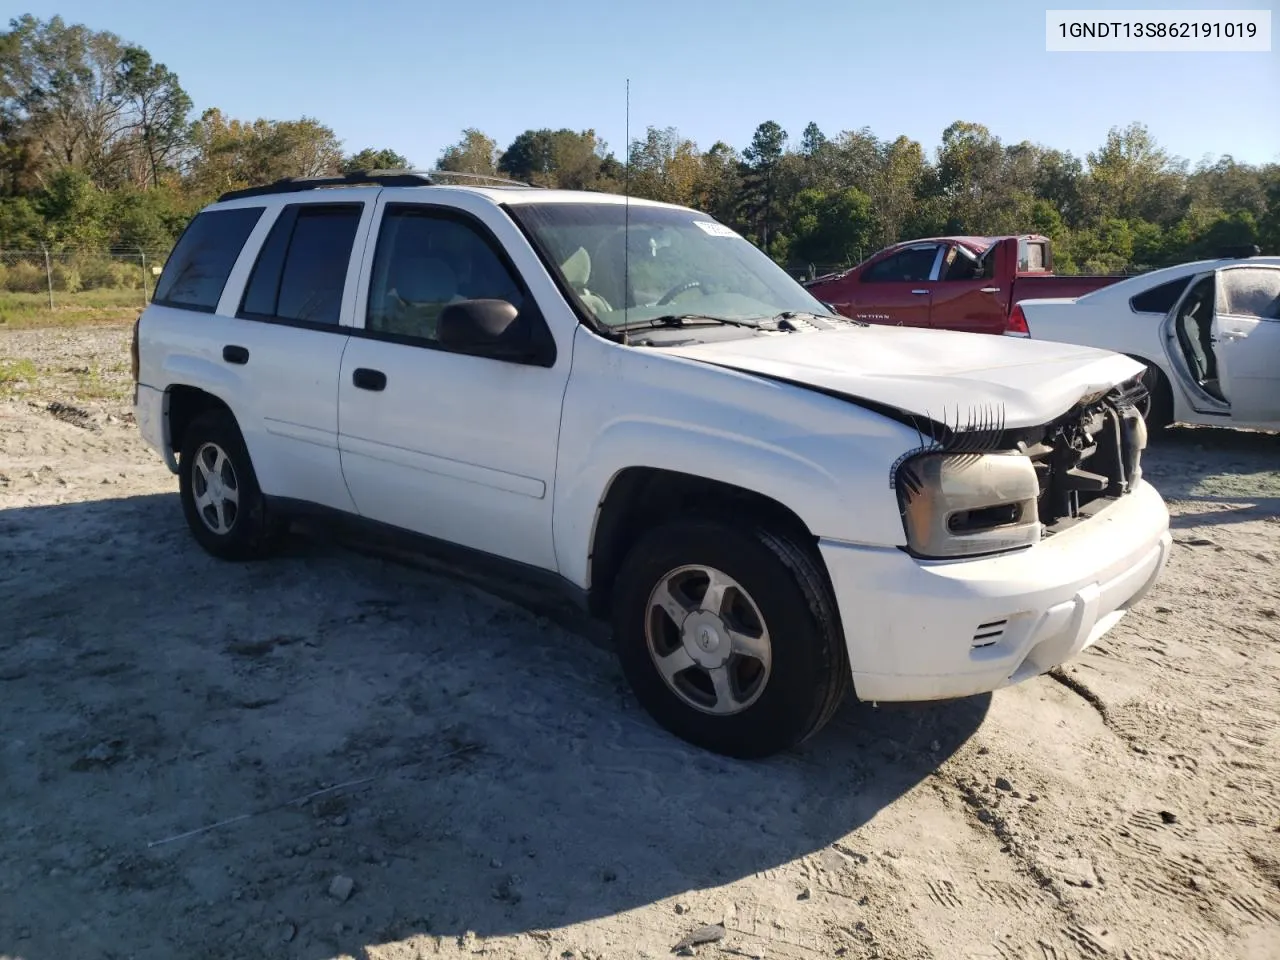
622,77 -> 631,344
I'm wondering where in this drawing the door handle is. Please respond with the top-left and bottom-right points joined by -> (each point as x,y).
910,289 -> 930,295
352,367 -> 387,391
980,287 -> 1001,294
222,345 -> 249,365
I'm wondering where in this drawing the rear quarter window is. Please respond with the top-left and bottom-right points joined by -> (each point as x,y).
153,207 -> 265,312
1129,276 -> 1191,315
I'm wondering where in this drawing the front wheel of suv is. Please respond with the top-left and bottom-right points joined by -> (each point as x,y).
178,409 -> 283,561
611,517 -> 849,759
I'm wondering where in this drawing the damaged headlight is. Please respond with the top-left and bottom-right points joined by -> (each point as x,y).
896,452 -> 1041,559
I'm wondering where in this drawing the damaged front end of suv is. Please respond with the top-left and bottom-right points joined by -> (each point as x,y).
893,374 -> 1151,561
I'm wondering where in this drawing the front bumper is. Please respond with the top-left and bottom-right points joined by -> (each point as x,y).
820,480 -> 1171,702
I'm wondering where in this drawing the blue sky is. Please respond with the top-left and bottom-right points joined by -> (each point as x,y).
13,0 -> 1280,167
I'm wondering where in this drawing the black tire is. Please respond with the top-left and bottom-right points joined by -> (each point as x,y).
1133,357 -> 1174,430
611,517 -> 849,759
178,409 -> 283,561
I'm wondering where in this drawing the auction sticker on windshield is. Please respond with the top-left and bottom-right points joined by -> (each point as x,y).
693,220 -> 739,238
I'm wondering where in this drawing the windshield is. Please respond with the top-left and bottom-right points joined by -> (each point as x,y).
507,202 -> 833,327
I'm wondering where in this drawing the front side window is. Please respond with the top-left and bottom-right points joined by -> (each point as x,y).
367,206 -> 525,342
240,204 -> 362,326
506,202 -> 832,327
862,246 -> 939,283
154,206 -> 264,312
940,245 -> 982,281
1218,268 -> 1280,320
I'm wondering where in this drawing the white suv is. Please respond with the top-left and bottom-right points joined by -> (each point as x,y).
133,171 -> 1172,758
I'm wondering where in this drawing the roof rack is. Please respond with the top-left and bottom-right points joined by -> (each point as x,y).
216,168 -> 535,203
424,170 -> 534,188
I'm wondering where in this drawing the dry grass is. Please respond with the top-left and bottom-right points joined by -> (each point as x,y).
0,356 -> 40,396
0,289 -> 143,330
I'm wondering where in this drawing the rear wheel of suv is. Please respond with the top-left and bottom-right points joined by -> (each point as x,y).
178,410 -> 283,560
611,517 -> 849,759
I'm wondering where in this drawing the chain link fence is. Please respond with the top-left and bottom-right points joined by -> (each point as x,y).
0,248 -> 170,311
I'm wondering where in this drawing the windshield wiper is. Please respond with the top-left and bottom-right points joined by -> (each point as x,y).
614,313 -> 769,332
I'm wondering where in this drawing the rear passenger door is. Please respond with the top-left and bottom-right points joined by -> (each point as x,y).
336,196 -> 570,571
215,199 -> 374,512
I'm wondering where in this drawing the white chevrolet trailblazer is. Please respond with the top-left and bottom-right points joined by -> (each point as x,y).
132,171 -> 1172,758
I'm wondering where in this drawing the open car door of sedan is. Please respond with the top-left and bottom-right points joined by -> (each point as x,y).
1212,265 -> 1280,427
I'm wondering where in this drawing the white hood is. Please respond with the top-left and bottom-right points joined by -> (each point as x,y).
661,325 -> 1144,429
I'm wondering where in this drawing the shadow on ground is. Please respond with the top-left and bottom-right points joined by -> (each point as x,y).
0,493 -> 989,960
1142,425 -> 1279,528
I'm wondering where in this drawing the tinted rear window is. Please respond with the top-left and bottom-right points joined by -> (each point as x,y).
154,207 -> 264,312
276,207 -> 361,325
240,204 -> 361,326
1129,276 -> 1191,315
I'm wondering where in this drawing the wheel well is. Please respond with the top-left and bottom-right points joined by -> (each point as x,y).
1125,354 -> 1174,428
166,386 -> 232,457
587,467 -> 821,618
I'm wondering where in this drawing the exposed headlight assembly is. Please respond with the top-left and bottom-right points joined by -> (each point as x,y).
897,452 -> 1041,559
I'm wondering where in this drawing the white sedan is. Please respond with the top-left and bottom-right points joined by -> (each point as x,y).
1015,257 -> 1280,430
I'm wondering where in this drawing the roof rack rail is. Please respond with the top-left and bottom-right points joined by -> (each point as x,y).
216,168 -> 535,203
422,170 -> 535,188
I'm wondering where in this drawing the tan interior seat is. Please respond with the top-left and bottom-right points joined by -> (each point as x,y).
561,247 -> 612,318
381,256 -> 462,339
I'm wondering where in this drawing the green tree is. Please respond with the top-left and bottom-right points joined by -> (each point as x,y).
437,128 -> 497,175
0,15 -> 133,185
186,109 -> 343,198
936,121 -> 1007,232
0,194 -> 43,246
628,126 -> 700,205
1034,149 -> 1085,227
498,128 -> 609,188
107,184 -> 187,249
1258,170 -> 1280,253
692,141 -> 741,223
1084,122 -> 1187,225
800,121 -> 826,157
36,168 -> 108,248
788,187 -> 876,268
872,135 -> 929,246
343,147 -> 409,173
739,120 -> 787,249
116,46 -> 191,187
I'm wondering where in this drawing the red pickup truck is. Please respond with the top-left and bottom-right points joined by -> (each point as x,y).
802,235 -> 1125,335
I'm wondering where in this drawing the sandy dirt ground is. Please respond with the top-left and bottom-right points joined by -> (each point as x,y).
1,323 -> 1278,960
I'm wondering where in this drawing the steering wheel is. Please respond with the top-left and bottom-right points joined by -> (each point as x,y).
657,280 -> 703,306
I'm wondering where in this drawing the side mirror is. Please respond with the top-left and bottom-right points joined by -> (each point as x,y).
437,298 -> 521,351
436,299 -> 556,366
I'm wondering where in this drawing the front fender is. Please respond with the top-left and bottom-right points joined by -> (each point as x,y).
552,414 -> 912,590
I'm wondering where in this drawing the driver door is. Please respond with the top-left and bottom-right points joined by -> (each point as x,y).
336,196 -> 571,570
847,243 -> 942,327
1211,265 -> 1280,425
